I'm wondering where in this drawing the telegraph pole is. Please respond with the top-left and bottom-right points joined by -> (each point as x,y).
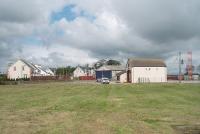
178,52 -> 182,83
187,51 -> 193,80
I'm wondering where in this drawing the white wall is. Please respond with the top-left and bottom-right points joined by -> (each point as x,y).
120,73 -> 127,83
73,67 -> 86,78
132,67 -> 167,83
73,67 -> 95,77
7,60 -> 32,79
90,69 -> 95,76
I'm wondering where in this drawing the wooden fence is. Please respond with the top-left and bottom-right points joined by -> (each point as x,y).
167,75 -> 184,80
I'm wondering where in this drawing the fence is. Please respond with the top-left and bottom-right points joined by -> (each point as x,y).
167,75 -> 178,80
79,76 -> 96,80
167,75 -> 184,80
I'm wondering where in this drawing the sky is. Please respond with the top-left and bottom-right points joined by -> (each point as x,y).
0,0 -> 200,74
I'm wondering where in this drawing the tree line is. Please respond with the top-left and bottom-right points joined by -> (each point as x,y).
55,66 -> 76,76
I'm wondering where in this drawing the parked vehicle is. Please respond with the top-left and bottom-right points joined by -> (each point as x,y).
101,78 -> 110,84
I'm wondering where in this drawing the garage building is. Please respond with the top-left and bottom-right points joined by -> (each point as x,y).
96,65 -> 125,80
127,58 -> 167,83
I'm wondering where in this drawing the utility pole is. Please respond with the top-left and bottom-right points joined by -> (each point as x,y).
187,51 -> 193,80
178,52 -> 182,83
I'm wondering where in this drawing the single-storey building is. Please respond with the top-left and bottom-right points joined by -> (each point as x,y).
116,71 -> 127,83
96,65 -> 125,80
127,58 -> 167,83
7,59 -> 54,80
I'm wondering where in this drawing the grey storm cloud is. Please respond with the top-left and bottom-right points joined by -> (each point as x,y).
113,0 -> 200,43
0,0 -> 200,73
0,41 -> 23,72
0,0 -> 41,23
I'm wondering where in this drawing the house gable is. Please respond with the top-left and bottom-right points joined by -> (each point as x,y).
8,60 -> 32,79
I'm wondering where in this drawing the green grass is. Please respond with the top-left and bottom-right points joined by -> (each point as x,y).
0,82 -> 200,134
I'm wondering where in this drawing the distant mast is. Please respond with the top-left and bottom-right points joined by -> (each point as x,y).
178,52 -> 182,83
187,51 -> 193,80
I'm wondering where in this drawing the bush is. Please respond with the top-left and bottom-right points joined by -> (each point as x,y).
0,81 -> 18,85
0,74 -> 7,81
15,78 -> 30,81
0,74 -> 30,85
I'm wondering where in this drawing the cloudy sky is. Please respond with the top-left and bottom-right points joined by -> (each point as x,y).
0,0 -> 200,73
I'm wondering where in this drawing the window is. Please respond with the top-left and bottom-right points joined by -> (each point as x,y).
22,66 -> 25,71
14,66 -> 16,71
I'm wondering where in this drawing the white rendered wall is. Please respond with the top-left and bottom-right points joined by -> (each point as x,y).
120,73 -> 127,83
132,67 -> 167,83
73,67 -> 86,77
7,60 -> 31,79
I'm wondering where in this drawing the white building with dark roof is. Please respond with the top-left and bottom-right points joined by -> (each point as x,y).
127,58 -> 167,83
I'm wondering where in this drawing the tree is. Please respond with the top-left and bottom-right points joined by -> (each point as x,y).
0,74 -> 7,81
65,66 -> 76,75
106,60 -> 121,66
197,65 -> 200,73
56,66 -> 75,76
93,59 -> 107,69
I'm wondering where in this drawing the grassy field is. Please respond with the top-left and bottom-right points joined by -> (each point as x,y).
0,82 -> 200,134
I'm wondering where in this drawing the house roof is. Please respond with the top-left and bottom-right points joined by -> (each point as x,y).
97,65 -> 125,71
20,59 -> 38,70
35,65 -> 51,74
128,58 -> 166,67
77,66 -> 93,71
20,59 -> 54,75
116,71 -> 127,76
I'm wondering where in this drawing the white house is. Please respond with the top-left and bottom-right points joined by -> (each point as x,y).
127,58 -> 167,83
7,59 -> 54,80
73,66 -> 95,78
